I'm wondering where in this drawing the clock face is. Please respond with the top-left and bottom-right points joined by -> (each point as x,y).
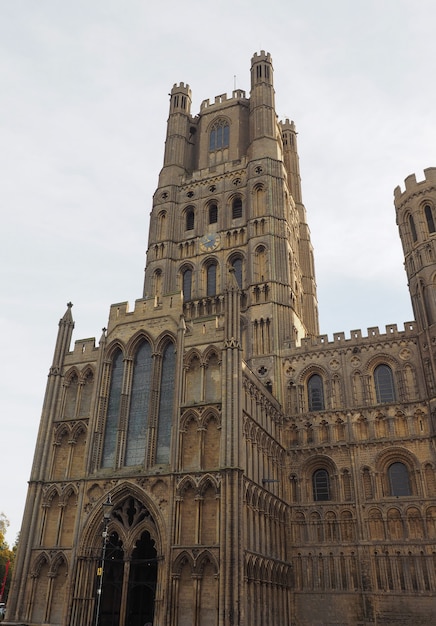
200,234 -> 220,252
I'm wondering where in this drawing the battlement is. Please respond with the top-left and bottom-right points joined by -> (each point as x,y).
170,82 -> 191,95
279,119 -> 296,132
251,50 -> 272,64
106,292 -> 184,334
200,89 -> 247,111
394,167 -> 436,205
286,321 -> 417,352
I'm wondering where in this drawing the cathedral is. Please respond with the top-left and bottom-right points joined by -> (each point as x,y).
6,51 -> 436,625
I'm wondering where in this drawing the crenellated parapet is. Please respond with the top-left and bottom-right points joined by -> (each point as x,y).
285,322 -> 417,353
200,89 -> 247,111
394,167 -> 436,208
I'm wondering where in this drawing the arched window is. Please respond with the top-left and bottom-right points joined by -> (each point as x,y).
425,204 -> 435,234
209,203 -> 218,224
102,349 -> 124,468
231,257 -> 243,288
186,208 -> 195,231
206,262 -> 217,296
374,364 -> 396,403
232,197 -> 243,219
182,268 -> 192,302
126,341 -> 152,466
388,462 -> 411,496
209,119 -> 229,151
409,214 -> 417,243
313,469 -> 330,501
307,374 -> 325,411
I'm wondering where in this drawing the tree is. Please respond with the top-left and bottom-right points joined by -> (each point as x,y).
0,514 -> 16,603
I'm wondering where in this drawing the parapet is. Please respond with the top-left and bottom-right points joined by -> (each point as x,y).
200,89 -> 247,111
394,167 -> 436,206
290,321 -> 417,352
107,292 -> 183,334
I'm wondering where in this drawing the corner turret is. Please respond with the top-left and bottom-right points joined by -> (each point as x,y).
395,168 -> 436,396
159,82 -> 195,186
249,51 -> 280,160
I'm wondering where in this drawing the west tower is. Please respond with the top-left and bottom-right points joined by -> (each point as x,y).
145,51 -> 319,404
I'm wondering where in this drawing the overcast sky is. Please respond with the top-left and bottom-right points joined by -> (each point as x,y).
1,0 -> 435,544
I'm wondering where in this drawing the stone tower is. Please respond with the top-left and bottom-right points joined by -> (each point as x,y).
395,168 -> 436,402
6,53 -> 436,626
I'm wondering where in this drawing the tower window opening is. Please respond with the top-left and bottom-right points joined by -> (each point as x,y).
209,119 -> 229,151
409,214 -> 418,243
425,204 -> 435,234
186,208 -> 195,231
206,263 -> 217,296
231,257 -> 243,288
374,364 -> 396,403
182,268 -> 192,302
232,197 -> 243,219
209,203 -> 218,224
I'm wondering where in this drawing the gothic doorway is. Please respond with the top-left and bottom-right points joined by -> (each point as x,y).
96,496 -> 160,626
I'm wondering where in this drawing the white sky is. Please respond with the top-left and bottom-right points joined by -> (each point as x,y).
1,0 -> 434,544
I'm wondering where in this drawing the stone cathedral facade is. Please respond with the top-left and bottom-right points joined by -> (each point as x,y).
6,51 -> 436,626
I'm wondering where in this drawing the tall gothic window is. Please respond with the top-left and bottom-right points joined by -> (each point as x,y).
209,119 -> 229,151
388,462 -> 411,497
102,349 -> 124,468
374,364 -> 396,403
307,374 -> 325,411
156,342 -> 176,463
125,341 -> 152,466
